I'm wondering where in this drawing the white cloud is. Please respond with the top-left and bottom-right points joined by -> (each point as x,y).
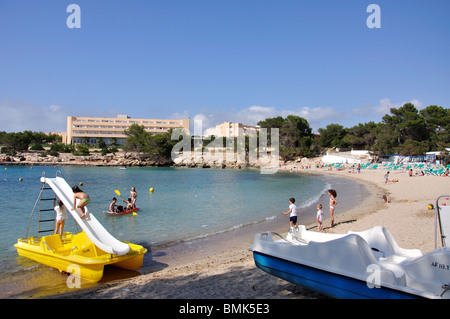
235,105 -> 278,125
286,106 -> 343,125
186,104 -> 345,135
353,98 -> 425,118
0,99 -> 69,133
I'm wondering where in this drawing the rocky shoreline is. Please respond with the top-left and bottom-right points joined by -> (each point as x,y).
0,150 -> 284,169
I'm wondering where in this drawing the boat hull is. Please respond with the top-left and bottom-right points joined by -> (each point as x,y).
14,232 -> 147,282
103,207 -> 140,216
16,245 -> 105,281
253,251 -> 420,299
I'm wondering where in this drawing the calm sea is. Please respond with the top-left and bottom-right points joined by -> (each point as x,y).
0,165 -> 367,298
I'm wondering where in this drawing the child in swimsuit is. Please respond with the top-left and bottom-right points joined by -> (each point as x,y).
72,185 -> 90,219
123,198 -> 133,210
130,186 -> 137,208
328,189 -> 337,227
109,197 -> 118,213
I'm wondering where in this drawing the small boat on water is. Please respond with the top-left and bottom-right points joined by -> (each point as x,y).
103,207 -> 140,216
250,195 -> 450,299
14,172 -> 147,282
15,232 -> 147,282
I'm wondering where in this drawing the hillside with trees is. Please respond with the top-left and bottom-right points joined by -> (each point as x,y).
1,103 -> 448,164
258,103 -> 449,160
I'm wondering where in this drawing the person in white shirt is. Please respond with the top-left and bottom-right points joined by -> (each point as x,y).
316,203 -> 324,231
54,199 -> 68,237
283,197 -> 298,229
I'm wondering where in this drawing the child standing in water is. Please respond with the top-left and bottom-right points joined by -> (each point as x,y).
328,189 -> 337,227
130,186 -> 138,208
316,203 -> 324,231
283,198 -> 298,229
72,185 -> 90,219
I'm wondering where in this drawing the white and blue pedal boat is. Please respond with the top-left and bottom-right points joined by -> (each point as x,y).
250,196 -> 450,299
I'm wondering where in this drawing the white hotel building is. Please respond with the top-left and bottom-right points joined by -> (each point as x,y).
65,115 -> 190,145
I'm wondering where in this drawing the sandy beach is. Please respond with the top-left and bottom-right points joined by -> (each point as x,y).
46,164 -> 449,299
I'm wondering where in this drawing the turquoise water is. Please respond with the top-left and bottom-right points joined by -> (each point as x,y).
0,165 -> 337,297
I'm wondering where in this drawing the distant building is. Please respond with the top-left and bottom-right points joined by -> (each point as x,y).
66,115 -> 190,145
211,121 -> 260,137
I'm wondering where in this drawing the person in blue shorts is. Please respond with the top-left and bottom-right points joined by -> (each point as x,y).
283,197 -> 298,229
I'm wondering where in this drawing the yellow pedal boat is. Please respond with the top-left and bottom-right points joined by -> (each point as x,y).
15,231 -> 147,282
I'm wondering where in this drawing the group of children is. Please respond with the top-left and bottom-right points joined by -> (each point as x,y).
283,189 -> 338,231
52,186 -> 138,237
109,187 -> 138,213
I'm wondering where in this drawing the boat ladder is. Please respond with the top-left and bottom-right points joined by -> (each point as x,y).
25,178 -> 58,238
37,182 -> 57,235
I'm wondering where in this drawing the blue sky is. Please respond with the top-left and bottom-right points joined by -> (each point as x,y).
0,0 -> 449,134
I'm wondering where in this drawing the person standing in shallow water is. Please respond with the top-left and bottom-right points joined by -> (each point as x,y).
54,199 -> 67,236
328,189 -> 337,227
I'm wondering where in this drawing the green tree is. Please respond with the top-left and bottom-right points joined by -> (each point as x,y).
123,124 -> 148,153
0,132 -> 31,154
123,125 -> 178,162
344,122 -> 379,150
81,137 -> 89,145
318,124 -> 349,149
397,139 -> 429,156
144,130 -> 178,160
96,137 -> 106,149
372,123 -> 400,155
382,103 -> 428,145
258,115 -> 314,159
73,144 -> 90,156
420,105 -> 450,150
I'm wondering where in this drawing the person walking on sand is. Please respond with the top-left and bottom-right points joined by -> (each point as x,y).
384,171 -> 390,184
54,199 -> 67,237
316,203 -> 324,231
283,198 -> 298,229
72,185 -> 90,219
328,189 -> 337,227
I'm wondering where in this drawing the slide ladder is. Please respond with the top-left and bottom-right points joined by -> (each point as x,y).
40,175 -> 130,256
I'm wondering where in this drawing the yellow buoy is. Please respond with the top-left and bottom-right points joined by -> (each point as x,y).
427,204 -> 434,210
149,188 -> 154,193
